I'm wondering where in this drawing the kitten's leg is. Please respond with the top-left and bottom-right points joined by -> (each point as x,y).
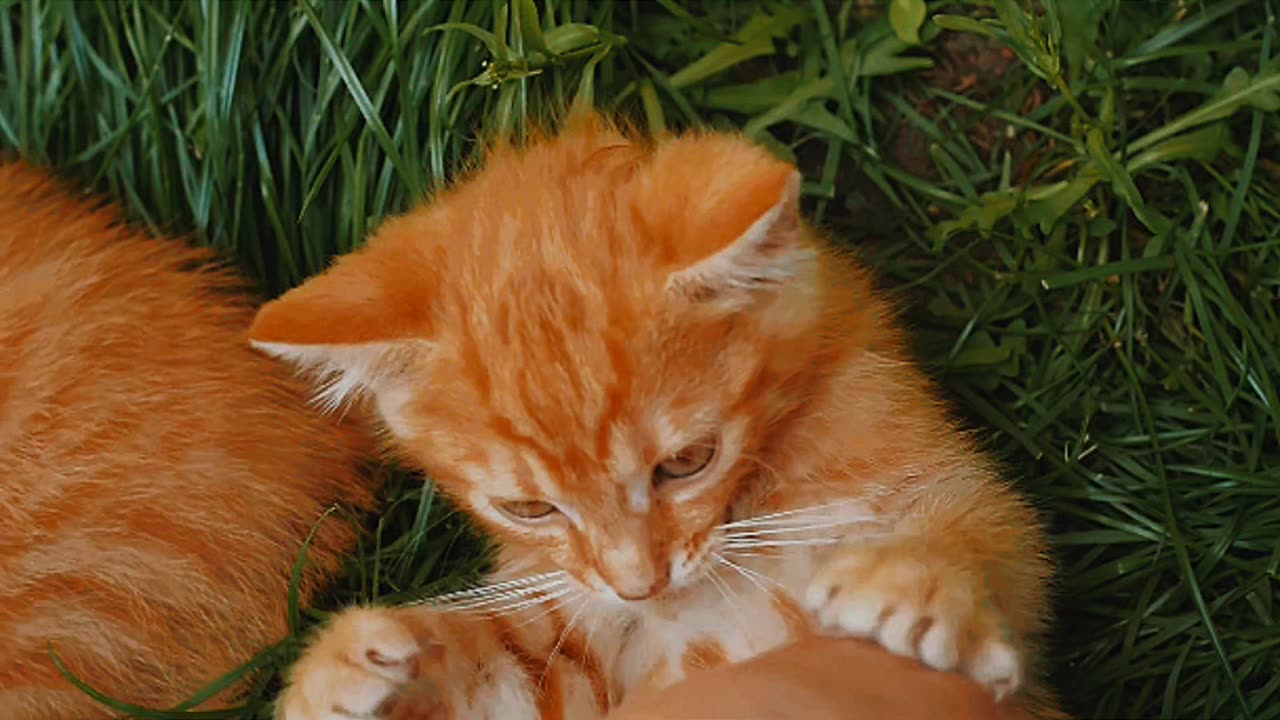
803,469 -> 1051,702
277,605 -> 541,720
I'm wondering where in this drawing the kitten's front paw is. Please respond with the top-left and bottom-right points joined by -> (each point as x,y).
278,607 -> 450,720
804,542 -> 1021,699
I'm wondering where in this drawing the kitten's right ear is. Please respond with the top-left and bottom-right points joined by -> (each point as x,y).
248,243 -> 434,413
634,133 -> 816,312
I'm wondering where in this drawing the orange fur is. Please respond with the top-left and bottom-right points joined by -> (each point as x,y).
250,114 -> 1056,719
0,162 -> 373,718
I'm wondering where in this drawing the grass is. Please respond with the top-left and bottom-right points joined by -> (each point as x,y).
2,0 -> 1278,717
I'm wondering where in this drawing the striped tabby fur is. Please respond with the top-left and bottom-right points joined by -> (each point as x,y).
0,163 -> 372,719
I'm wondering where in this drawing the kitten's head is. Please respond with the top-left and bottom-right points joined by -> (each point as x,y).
250,115 -> 842,602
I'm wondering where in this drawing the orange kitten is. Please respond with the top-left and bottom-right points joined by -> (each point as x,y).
0,162 -> 373,719
250,114 -> 1056,719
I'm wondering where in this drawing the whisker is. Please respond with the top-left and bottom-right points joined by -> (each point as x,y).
705,567 -> 732,605
709,564 -> 739,601
513,589 -> 584,629
717,548 -> 778,559
713,553 -> 773,597
431,587 -> 564,612
425,571 -> 568,603
720,505 -> 863,530
717,499 -> 869,530
574,605 -> 607,703
435,576 -> 565,604
720,538 -> 845,549
722,556 -> 784,593
458,586 -> 576,617
721,526 -> 892,556
707,564 -> 748,627
720,516 -> 883,539
541,595 -> 589,684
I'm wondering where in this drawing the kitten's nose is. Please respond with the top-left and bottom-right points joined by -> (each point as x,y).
597,532 -> 669,600
614,578 -> 667,602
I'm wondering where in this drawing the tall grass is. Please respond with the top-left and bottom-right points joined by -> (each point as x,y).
2,1 -> 1278,718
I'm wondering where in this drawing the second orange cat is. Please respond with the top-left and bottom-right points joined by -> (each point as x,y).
0,162 -> 372,719
250,113 -> 1056,719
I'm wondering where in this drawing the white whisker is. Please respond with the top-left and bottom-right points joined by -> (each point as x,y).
425,571 -> 568,603
706,564 -> 748,627
721,538 -> 844,549
514,589 -> 584,629
459,586 -> 576,617
713,553 -> 773,597
440,582 -> 571,613
724,557 -> 785,594
578,611 -> 607,703
720,516 -> 882,539
717,549 -> 777,559
541,595 -> 589,684
718,499 -> 869,530
430,579 -> 565,607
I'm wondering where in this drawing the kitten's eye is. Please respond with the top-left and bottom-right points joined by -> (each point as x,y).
654,439 -> 717,484
498,500 -> 560,521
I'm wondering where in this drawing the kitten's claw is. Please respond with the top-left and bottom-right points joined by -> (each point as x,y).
278,607 -> 449,720
804,543 -> 1022,699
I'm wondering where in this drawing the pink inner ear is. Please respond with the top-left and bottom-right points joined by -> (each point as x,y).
664,169 -> 806,299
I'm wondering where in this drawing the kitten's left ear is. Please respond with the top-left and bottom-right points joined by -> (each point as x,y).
248,237 -> 434,414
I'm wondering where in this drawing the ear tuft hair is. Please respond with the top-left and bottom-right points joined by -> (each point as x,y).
250,339 -> 426,414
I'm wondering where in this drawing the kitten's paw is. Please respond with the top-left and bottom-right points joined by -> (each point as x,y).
278,606 -> 451,720
804,543 -> 1021,699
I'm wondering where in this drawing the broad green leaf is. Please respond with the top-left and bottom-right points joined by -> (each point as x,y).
741,77 -> 829,138
1126,124 -> 1230,173
514,0 -> 548,56
492,2 -> 510,62
888,0 -> 926,45
667,6 -> 806,89
951,330 -> 1012,368
701,72 -> 805,114
1023,169 -> 1104,234
788,103 -> 858,145
572,46 -> 610,109
426,22 -> 499,56
1085,127 -> 1169,234
930,190 -> 1022,245
1056,0 -> 1108,71
639,79 -> 666,135
858,32 -> 934,76
1129,60 -> 1280,154
543,23 -> 599,55
932,14 -> 1006,42
926,295 -> 971,320
1221,66 -> 1280,111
